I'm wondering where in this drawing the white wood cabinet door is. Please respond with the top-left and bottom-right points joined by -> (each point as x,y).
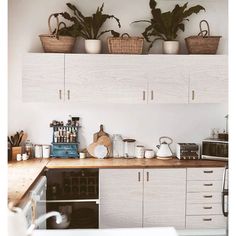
65,54 -> 148,104
99,169 -> 143,228
143,168 -> 186,229
22,53 -> 65,102
146,55 -> 189,104
188,55 -> 228,103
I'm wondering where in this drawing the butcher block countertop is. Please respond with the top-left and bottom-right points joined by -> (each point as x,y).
8,157 -> 227,206
8,159 -> 50,206
46,157 -> 227,169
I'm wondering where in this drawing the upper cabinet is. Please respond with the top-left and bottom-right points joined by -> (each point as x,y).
22,53 -> 65,102
188,55 -> 228,104
146,56 -> 189,104
22,54 -> 228,104
65,55 -> 147,104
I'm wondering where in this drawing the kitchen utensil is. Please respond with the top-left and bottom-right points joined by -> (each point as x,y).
144,149 -> 155,158
87,143 -> 97,157
97,135 -> 112,156
42,145 -> 50,158
93,145 -> 108,159
156,136 -> 173,159
135,145 -> 145,158
93,124 -> 109,142
123,139 -> 136,158
112,134 -> 124,158
11,146 -> 22,161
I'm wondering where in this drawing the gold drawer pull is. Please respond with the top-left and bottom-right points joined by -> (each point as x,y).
204,183 -> 213,186
203,206 -> 212,209
203,218 -> 212,222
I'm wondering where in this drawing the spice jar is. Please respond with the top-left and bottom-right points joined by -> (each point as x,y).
123,139 -> 136,158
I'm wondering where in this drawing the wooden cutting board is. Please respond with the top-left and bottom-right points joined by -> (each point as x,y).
93,124 -> 109,142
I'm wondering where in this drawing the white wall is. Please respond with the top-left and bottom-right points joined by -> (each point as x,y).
8,0 -> 228,153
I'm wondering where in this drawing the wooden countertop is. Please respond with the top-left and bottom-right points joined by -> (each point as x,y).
8,157 -> 227,206
8,159 -> 49,206
46,157 -> 227,169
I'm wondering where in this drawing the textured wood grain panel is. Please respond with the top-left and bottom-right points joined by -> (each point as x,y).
143,168 -> 186,229
187,203 -> 222,215
22,53 -> 65,102
99,169 -> 143,228
65,54 -> 148,104
187,192 -> 221,204
146,55 -> 189,104
188,55 -> 228,104
187,180 -> 222,192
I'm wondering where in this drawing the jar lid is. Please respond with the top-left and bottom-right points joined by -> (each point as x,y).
123,139 -> 136,142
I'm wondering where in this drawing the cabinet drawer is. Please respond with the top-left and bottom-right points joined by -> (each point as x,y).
187,181 -> 222,192
187,203 -> 222,215
187,192 -> 221,204
187,168 -> 224,181
186,215 -> 226,229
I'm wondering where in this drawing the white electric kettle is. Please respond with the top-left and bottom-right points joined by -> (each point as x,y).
156,136 -> 173,159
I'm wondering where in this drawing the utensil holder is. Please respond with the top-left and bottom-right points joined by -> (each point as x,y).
11,147 -> 22,161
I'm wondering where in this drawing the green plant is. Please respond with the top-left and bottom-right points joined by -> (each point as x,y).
59,2 -> 121,39
133,0 -> 205,50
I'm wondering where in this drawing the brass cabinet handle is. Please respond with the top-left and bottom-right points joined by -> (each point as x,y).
147,172 -> 149,182
138,172 -> 141,182
67,90 -> 70,100
151,90 -> 154,100
143,91 -> 146,101
203,218 -> 212,222
59,90 -> 62,100
192,90 -> 195,100
203,206 -> 213,209
204,170 -> 213,174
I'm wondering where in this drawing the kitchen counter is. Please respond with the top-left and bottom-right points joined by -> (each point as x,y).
8,157 -> 227,206
8,159 -> 50,206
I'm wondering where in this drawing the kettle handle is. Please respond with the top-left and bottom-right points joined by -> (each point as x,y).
159,136 -> 173,145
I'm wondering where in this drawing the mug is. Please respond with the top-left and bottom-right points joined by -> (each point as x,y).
145,149 -> 155,159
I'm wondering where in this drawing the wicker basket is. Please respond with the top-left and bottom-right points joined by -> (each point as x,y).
39,14 -> 76,53
107,33 -> 144,54
185,20 -> 221,54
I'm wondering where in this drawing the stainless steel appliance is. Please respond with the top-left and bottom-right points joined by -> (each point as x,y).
176,143 -> 200,160
202,139 -> 228,161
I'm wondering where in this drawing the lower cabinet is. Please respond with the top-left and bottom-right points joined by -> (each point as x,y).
143,169 -> 186,229
99,168 -> 186,229
99,169 -> 143,228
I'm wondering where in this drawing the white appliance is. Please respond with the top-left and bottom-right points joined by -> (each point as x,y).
156,136 -> 173,159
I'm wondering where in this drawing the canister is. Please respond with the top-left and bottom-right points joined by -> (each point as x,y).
135,145 -> 145,158
123,139 -> 136,158
35,144 -> 43,158
42,145 -> 50,158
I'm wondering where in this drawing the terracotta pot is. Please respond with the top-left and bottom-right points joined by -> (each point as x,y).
163,41 -> 180,54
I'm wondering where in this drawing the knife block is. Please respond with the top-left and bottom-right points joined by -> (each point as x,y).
11,146 -> 22,161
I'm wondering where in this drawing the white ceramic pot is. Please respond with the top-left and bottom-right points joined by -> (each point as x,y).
85,39 -> 102,54
163,41 -> 180,54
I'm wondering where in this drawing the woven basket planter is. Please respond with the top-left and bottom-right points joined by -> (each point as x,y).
185,20 -> 221,54
39,14 -> 76,53
107,33 -> 144,54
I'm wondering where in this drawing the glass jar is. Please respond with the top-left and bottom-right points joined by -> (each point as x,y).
123,139 -> 136,158
112,134 -> 124,158
25,140 -> 33,158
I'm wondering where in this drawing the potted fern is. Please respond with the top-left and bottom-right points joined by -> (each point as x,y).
133,0 -> 205,54
59,2 -> 121,54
